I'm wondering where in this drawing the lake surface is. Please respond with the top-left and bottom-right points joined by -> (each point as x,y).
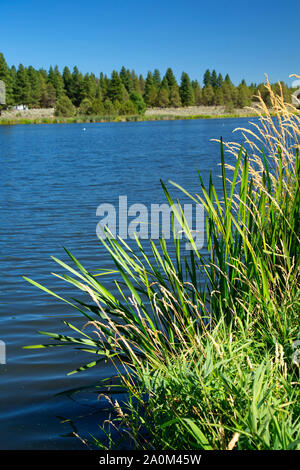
0,118 -> 250,449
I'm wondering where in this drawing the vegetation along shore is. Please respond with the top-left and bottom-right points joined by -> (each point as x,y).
0,110 -> 260,125
24,77 -> 300,449
0,51 -> 298,125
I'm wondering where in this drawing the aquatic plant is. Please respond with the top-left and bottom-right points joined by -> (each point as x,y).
24,76 -> 300,449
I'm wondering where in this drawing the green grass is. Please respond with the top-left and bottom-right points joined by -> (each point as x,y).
23,85 -> 300,450
113,322 -> 300,450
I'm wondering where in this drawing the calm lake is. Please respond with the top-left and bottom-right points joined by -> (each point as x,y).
0,118 -> 249,449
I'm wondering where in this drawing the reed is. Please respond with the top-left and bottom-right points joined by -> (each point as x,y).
24,75 -> 300,449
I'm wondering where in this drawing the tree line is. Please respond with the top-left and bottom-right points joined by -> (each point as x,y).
0,52 -> 293,116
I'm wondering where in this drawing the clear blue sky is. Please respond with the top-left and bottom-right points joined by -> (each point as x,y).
1,0 -> 299,85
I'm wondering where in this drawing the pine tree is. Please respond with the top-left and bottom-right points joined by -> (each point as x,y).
40,82 -> 56,107
54,66 -> 65,97
39,68 -> 48,82
236,87 -> 247,108
94,84 -> 102,100
192,81 -> 202,105
211,69 -> 218,88
99,73 -> 109,100
144,72 -> 157,106
156,88 -> 169,107
139,74 -> 145,93
68,66 -> 84,106
165,68 -> 181,106
0,52 -> 8,82
224,74 -> 233,85
9,66 -> 17,105
203,69 -> 211,88
153,69 -> 161,88
15,64 -> 31,105
202,84 -> 215,105
131,71 -> 141,94
237,83 -> 250,108
222,75 -> 237,106
231,87 -> 238,107
156,77 -> 169,107
217,73 -> 223,88
81,73 -> 97,101
165,68 -> 177,88
27,66 -> 43,107
120,67 -> 133,94
180,72 -> 194,106
48,66 -> 65,98
120,66 -> 127,87
221,83 -> 232,105
169,85 -> 182,107
0,51 -> 269,114
108,70 -> 125,103
0,53 -> 13,105
62,66 -> 72,98
214,88 -> 224,106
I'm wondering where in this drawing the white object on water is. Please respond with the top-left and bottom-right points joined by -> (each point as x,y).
83,128 -> 86,131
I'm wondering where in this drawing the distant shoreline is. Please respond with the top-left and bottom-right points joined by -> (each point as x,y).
0,112 -> 259,126
1,104 -> 296,126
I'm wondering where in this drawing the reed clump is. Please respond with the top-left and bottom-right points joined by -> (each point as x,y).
24,75 -> 300,450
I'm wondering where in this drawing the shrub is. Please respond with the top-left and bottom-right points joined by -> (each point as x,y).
224,100 -> 235,113
78,98 -> 93,115
130,91 -> 146,114
119,100 -> 137,115
55,94 -> 75,117
91,98 -> 104,115
103,99 -> 116,116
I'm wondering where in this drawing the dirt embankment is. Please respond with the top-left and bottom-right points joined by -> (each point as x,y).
0,104 -> 260,122
145,105 -> 258,117
1,108 -> 55,119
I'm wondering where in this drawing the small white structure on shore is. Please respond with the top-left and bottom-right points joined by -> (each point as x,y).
13,104 -> 29,111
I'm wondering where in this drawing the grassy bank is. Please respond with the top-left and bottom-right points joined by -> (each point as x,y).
0,112 -> 261,126
24,78 -> 299,450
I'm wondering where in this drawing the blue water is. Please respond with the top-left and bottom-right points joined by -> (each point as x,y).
0,118 -> 249,449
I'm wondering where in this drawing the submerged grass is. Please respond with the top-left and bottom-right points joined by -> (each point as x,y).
24,76 -> 300,450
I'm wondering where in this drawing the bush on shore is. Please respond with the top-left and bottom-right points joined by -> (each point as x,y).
55,94 -> 76,117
